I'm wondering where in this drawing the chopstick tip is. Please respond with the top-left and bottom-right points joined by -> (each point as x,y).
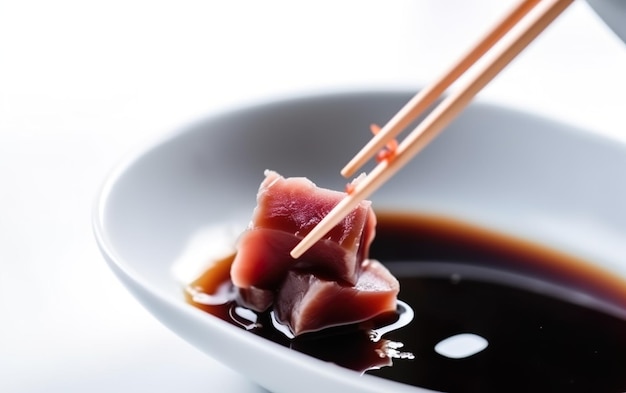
289,248 -> 302,259
340,166 -> 354,179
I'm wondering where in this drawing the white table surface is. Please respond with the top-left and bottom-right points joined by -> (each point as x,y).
1,1 -> 625,392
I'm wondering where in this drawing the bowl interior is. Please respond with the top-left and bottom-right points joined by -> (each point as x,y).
94,90 -> 626,393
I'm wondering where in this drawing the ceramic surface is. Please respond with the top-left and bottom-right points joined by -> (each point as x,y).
94,90 -> 626,393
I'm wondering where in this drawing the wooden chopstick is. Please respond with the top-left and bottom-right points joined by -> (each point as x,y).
291,0 -> 573,259
341,0 -> 541,178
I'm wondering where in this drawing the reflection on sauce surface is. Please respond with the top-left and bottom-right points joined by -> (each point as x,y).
186,213 -> 626,393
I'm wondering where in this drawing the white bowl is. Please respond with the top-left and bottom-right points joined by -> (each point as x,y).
93,89 -> 626,393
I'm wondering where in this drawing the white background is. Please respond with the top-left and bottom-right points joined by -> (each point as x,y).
1,1 -> 625,392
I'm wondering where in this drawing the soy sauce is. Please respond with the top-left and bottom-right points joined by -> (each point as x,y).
187,213 -> 626,393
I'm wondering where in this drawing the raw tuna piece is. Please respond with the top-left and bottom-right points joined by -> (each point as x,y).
275,259 -> 399,336
231,170 -> 376,289
235,285 -> 274,312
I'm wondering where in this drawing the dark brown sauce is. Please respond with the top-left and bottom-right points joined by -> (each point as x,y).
186,212 -> 626,393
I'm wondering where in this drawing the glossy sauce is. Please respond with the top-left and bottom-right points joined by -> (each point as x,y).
187,213 -> 626,393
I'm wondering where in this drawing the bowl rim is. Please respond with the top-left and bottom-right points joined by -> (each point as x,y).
91,86 -> 626,393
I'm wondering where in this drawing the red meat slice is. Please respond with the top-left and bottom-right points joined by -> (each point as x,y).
235,285 -> 274,312
275,259 -> 399,336
231,170 -> 376,290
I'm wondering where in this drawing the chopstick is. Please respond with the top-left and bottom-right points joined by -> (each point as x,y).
341,0 -> 541,179
291,0 -> 573,259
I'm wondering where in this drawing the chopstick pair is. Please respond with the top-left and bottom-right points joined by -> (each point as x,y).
291,0 -> 573,259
